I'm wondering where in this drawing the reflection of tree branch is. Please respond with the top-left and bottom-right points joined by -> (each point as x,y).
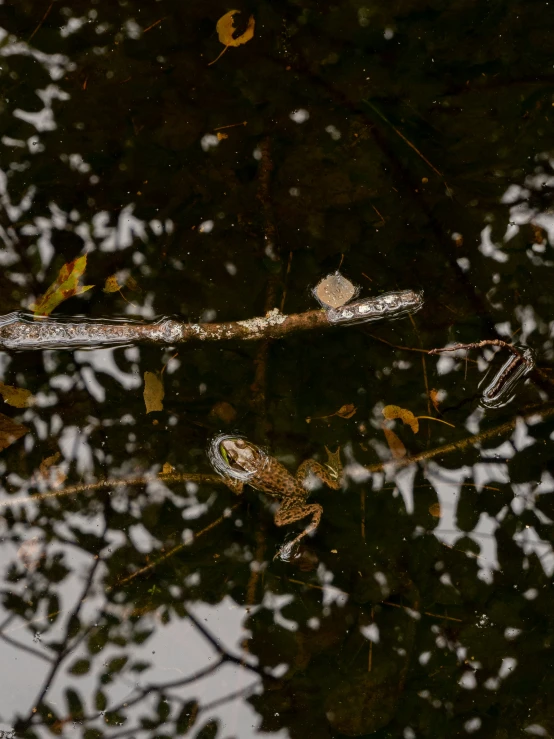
195,681 -> 259,715
85,681 -> 261,739
60,659 -> 227,730
0,629 -> 52,663
0,613 -> 15,632
16,526 -> 107,733
27,609 -> 268,736
184,606 -> 265,677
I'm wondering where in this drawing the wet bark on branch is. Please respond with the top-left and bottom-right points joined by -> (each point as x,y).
0,290 -> 423,351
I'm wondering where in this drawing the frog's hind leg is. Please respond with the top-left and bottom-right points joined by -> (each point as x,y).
297,447 -> 342,491
273,500 -> 323,560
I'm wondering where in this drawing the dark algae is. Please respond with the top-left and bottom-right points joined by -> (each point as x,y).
0,1 -> 554,739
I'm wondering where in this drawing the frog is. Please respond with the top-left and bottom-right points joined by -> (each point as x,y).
212,435 -> 343,560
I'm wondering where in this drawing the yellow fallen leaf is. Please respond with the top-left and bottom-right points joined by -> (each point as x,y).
383,427 -> 407,460
0,412 -> 29,451
103,273 -> 135,305
216,132 -> 228,141
32,254 -> 94,316
208,10 -> 255,66
162,462 -> 174,474
144,371 -> 164,413
383,404 -> 419,433
103,274 -> 122,293
0,382 -> 33,408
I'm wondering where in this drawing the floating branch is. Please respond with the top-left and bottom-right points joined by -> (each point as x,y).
429,339 -> 537,407
0,290 -> 423,351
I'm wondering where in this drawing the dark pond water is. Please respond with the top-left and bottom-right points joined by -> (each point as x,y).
1,1 -> 554,737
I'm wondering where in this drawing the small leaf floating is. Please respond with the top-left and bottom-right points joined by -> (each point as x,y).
382,404 -> 454,433
429,389 -> 442,413
306,403 -> 356,423
0,412 -> 29,451
429,502 -> 441,517
0,382 -> 33,408
382,405 -> 419,434
208,10 -> 255,67
382,427 -> 407,459
103,274 -> 122,294
313,272 -> 358,309
37,451 -> 66,488
143,371 -> 164,414
32,254 -> 94,316
103,273 -> 134,305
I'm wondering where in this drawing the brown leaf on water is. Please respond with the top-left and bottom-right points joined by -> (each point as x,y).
208,10 -> 255,66
210,401 -> 237,425
144,371 -> 164,413
429,502 -> 441,517
0,382 -> 33,408
125,275 -> 140,292
382,404 -> 419,434
37,451 -> 66,487
335,403 -> 356,419
162,462 -> 174,474
306,403 -> 356,424
382,427 -> 407,460
0,412 -> 29,451
429,389 -> 441,413
39,452 -> 61,478
32,254 -> 94,316
216,132 -> 228,141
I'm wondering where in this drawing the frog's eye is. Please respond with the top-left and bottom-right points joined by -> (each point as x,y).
219,444 -> 230,465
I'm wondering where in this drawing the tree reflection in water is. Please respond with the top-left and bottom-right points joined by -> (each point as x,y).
1,1 -> 554,738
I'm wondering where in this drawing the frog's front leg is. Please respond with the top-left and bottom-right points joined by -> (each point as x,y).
296,447 -> 342,491
222,477 -> 245,495
273,499 -> 323,560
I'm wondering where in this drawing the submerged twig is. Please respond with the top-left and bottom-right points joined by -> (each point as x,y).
109,502 -> 241,590
0,290 -> 423,351
0,472 -> 223,510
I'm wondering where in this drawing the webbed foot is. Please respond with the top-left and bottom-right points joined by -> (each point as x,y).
324,445 -> 343,482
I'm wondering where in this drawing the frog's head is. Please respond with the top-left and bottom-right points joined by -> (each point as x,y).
220,437 -> 260,474
208,433 -> 267,481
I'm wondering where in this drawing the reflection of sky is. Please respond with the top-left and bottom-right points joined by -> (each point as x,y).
0,546 -> 286,738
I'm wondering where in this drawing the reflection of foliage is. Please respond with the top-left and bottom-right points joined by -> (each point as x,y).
1,0 -> 554,738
